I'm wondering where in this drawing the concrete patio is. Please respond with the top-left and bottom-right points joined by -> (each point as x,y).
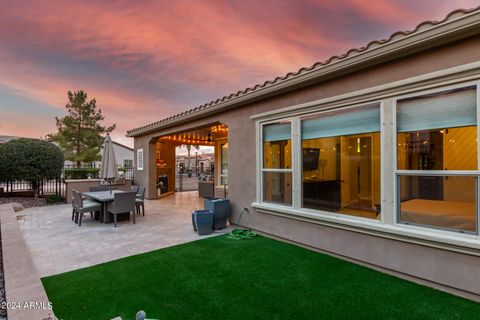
18,191 -> 229,277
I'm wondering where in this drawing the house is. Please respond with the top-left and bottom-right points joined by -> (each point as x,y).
109,141 -> 134,168
0,135 -> 23,144
176,152 -> 214,173
127,7 -> 480,298
64,140 -> 134,168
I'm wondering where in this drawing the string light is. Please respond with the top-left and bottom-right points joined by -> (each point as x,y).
157,123 -> 227,145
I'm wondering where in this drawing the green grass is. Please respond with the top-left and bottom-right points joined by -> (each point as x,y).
42,235 -> 480,320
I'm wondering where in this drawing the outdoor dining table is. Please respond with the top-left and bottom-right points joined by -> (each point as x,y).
83,190 -> 126,223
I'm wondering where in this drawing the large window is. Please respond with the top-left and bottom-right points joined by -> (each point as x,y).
396,86 -> 478,234
301,104 -> 381,219
262,122 -> 292,206
255,79 -> 480,252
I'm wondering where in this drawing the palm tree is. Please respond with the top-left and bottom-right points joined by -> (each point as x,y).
184,144 -> 199,176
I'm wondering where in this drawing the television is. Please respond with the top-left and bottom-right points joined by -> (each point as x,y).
303,148 -> 320,170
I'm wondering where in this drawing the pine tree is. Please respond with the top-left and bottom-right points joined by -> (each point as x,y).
48,90 -> 116,167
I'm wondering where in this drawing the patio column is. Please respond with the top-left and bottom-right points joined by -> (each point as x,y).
145,140 -> 158,199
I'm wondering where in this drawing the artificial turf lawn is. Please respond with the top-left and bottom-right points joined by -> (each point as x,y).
42,235 -> 480,320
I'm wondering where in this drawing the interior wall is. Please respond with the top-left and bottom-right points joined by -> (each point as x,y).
156,141 -> 176,194
443,127 -> 477,202
340,137 -> 350,206
373,133 -> 381,206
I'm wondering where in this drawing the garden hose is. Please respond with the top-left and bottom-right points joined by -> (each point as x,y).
226,208 -> 256,240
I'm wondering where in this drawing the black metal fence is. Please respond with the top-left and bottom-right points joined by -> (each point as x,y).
0,178 -> 65,198
0,164 -> 134,198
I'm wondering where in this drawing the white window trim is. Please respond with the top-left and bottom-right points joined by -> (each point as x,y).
393,82 -> 480,236
217,140 -> 228,188
136,149 -> 144,171
254,79 -> 480,256
260,119 -> 294,205
259,102 -> 383,208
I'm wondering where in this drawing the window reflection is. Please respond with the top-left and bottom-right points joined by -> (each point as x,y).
302,133 -> 381,219
398,175 -> 477,233
263,172 -> 292,206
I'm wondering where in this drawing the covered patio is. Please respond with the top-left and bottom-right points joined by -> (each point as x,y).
18,192 -> 228,277
136,121 -> 229,200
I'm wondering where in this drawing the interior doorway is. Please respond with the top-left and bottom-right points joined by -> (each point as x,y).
345,136 -> 374,213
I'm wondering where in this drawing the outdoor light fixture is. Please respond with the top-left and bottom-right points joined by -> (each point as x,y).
207,133 -> 212,142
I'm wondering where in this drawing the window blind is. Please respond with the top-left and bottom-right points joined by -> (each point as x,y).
263,123 -> 291,142
302,105 -> 380,140
397,87 -> 477,132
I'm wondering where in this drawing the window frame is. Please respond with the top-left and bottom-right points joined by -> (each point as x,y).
136,149 -> 144,171
260,119 -> 295,206
393,81 -> 480,235
123,159 -> 133,168
298,102 -> 383,220
259,103 -> 384,217
219,141 -> 228,187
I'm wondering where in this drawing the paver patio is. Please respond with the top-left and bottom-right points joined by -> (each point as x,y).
18,191 -> 229,277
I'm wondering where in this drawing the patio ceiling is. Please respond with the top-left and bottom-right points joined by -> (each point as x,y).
157,123 -> 228,146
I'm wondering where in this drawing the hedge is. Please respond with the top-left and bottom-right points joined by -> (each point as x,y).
64,168 -> 100,180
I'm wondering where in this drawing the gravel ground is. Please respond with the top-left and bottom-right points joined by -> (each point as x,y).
0,197 -> 48,208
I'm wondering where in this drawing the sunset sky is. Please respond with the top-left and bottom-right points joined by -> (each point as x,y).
1,0 -> 479,147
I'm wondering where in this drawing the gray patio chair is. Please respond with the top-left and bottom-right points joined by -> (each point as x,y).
73,191 -> 102,227
136,186 -> 145,216
131,185 -> 139,194
107,191 -> 137,227
71,189 -> 88,222
71,189 -> 77,221
89,186 -> 109,192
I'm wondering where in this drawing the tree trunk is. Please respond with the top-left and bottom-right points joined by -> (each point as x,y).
32,180 -> 39,199
76,110 -> 82,168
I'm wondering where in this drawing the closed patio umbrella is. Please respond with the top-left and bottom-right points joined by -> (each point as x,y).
100,134 -> 118,193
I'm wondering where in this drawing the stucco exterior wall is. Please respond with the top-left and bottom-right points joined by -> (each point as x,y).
132,35 -> 480,296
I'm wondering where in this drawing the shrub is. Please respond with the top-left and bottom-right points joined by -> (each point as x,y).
46,194 -> 65,204
64,168 -> 100,180
0,139 -> 64,196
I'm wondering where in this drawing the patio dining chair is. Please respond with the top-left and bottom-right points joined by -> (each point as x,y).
107,192 -> 137,227
131,185 -> 139,194
71,189 -> 77,221
73,191 -> 102,227
136,186 -> 145,216
71,189 -> 88,221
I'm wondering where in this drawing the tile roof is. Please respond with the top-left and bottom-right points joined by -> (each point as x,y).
127,6 -> 480,137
